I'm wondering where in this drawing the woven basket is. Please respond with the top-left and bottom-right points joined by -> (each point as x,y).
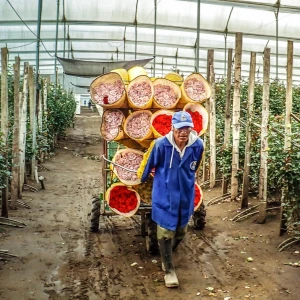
127,75 -> 153,109
100,109 -> 125,141
124,110 -> 153,142
106,183 -> 140,217
150,109 -> 174,138
183,103 -> 209,136
110,68 -> 129,84
165,72 -> 183,86
128,66 -> 148,82
178,73 -> 211,108
90,72 -> 127,108
153,78 -> 181,109
111,148 -> 144,186
194,183 -> 203,211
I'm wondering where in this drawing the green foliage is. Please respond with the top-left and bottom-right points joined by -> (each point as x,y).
215,78 -> 300,234
1,67 -> 76,189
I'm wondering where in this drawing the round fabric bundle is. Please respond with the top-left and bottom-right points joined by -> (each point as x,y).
128,66 -> 148,82
150,109 -> 174,138
90,72 -> 127,108
111,149 -> 144,186
127,75 -> 153,109
124,110 -> 153,142
110,68 -> 129,84
132,176 -> 153,205
183,103 -> 209,136
100,109 -> 125,141
165,72 -> 183,86
106,183 -> 140,217
152,78 -> 181,109
178,73 -> 211,108
194,183 -> 204,211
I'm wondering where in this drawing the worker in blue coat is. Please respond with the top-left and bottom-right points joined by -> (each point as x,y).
137,111 -> 204,288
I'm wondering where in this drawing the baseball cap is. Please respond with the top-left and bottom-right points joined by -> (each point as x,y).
172,111 -> 194,129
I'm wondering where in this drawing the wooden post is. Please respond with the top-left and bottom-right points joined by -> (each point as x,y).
28,66 -> 37,181
222,48 -> 233,194
241,52 -> 256,208
209,64 -> 216,188
202,49 -> 214,182
279,40 -> 293,234
10,57 -> 21,210
231,33 -> 243,200
1,47 -> 9,217
19,63 -> 29,196
258,48 -> 271,224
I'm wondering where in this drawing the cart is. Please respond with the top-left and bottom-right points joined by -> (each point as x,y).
90,139 -> 206,255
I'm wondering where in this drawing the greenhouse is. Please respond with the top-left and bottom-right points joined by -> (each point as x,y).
1,0 -> 300,299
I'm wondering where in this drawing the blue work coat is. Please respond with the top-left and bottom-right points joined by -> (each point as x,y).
138,132 -> 204,231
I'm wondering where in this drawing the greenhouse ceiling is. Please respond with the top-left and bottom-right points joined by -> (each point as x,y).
1,0 -> 300,87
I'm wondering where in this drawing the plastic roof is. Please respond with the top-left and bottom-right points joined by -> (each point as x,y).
1,0 -> 300,88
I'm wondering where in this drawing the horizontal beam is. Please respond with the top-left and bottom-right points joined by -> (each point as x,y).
2,20 -> 300,43
181,0 -> 298,14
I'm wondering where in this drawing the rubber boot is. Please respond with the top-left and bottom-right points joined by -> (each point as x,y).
158,239 -> 179,288
161,237 -> 184,271
172,237 -> 184,252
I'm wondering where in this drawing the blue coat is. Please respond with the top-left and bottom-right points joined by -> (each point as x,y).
138,131 -> 204,231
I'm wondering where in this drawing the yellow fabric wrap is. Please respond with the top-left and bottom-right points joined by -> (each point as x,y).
137,139 -> 156,179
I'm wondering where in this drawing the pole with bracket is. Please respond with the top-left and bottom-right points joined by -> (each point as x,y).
54,0 -> 60,90
275,1 -> 280,80
154,0 -> 157,77
195,0 -> 201,72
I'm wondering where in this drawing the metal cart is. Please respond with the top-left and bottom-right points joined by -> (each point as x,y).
90,140 -> 159,254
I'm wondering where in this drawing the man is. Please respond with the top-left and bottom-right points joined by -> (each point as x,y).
137,111 -> 204,288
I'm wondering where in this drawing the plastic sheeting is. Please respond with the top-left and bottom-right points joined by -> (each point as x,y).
1,0 -> 300,83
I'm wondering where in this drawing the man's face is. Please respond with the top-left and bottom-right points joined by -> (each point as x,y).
173,126 -> 192,144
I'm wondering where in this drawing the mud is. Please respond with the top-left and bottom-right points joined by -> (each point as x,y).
0,109 -> 299,300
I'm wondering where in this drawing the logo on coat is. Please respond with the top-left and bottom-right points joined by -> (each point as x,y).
190,161 -> 197,170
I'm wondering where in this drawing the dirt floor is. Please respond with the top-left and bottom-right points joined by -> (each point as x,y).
1,108 -> 300,300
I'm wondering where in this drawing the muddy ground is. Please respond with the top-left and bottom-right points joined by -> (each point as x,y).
0,109 -> 300,300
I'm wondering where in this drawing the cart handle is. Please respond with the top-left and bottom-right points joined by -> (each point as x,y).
101,155 -> 138,173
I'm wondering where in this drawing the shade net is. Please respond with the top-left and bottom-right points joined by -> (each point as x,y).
57,57 -> 153,77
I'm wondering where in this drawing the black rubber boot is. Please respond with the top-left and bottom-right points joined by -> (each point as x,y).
158,239 -> 179,288
172,237 -> 184,252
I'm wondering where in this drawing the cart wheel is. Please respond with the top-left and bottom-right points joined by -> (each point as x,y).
145,213 -> 159,255
90,197 -> 100,232
193,201 -> 206,230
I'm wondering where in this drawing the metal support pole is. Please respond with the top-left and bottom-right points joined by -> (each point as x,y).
54,0 -> 60,89
36,0 -> 42,86
195,0 -> 201,72
123,27 -> 126,61
116,48 -> 119,62
162,58 -> 164,76
275,1 -> 280,80
154,0 -> 157,77
175,48 -> 178,71
63,0 -> 66,58
134,0 -> 139,60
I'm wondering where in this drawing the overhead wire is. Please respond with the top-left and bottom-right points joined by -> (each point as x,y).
6,0 -> 54,58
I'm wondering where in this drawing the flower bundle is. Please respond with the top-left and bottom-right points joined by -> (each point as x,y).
112,149 -> 144,185
186,110 -> 203,134
152,114 -> 173,136
194,183 -> 203,211
106,183 -> 140,217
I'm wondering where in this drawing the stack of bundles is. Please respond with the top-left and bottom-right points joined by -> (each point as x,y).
90,66 -> 211,216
